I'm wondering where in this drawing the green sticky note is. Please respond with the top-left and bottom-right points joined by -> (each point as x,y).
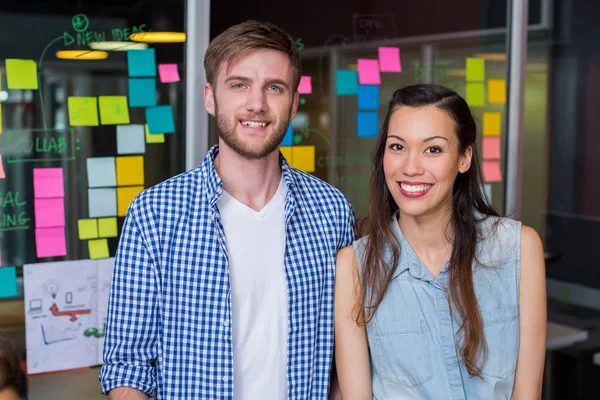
0,266 -> 18,298
336,70 -> 358,95
144,124 -> 165,143
88,239 -> 110,259
68,97 -> 99,126
98,217 -> 118,238
99,96 -> 130,125
466,83 -> 485,107
78,219 -> 98,240
6,59 -> 38,89
466,58 -> 485,82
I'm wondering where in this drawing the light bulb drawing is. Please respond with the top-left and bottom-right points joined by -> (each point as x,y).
42,279 -> 61,299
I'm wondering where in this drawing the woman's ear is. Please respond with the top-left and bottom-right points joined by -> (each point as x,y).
459,145 -> 473,173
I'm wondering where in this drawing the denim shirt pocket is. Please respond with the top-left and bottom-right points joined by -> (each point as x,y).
480,305 -> 519,380
368,319 -> 433,387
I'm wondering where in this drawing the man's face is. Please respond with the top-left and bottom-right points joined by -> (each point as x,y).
204,48 -> 299,159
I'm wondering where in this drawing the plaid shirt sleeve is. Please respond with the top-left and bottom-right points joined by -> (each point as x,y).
99,196 -> 160,397
337,197 -> 357,250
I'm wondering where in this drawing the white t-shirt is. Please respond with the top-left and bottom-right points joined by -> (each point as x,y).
216,178 -> 288,399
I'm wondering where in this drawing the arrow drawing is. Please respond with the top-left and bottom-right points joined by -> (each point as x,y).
49,303 -> 92,322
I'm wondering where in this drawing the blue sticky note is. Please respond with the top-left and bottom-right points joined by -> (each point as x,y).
146,105 -> 175,133
281,122 -> 293,146
357,112 -> 379,137
336,70 -> 358,95
127,49 -> 156,77
358,85 -> 379,110
129,78 -> 157,107
0,266 -> 18,298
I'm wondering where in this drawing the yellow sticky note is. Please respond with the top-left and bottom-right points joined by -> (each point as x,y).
291,146 -> 315,173
466,58 -> 485,82
280,146 -> 292,163
116,156 -> 144,186
68,97 -> 99,126
78,219 -> 98,240
99,96 -> 130,125
145,124 -> 165,143
88,239 -> 110,259
98,217 -> 118,238
483,112 -> 501,136
488,79 -> 506,104
466,83 -> 485,107
6,59 -> 38,89
117,186 -> 144,217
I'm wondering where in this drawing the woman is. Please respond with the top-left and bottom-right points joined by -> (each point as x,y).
334,84 -> 546,399
0,333 -> 28,400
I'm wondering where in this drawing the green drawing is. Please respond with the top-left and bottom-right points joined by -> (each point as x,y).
72,14 -> 90,33
84,324 -> 105,338
0,191 -> 30,232
5,128 -> 76,163
295,38 -> 304,51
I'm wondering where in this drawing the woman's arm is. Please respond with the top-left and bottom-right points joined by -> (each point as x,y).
334,245 -> 372,400
512,225 -> 547,399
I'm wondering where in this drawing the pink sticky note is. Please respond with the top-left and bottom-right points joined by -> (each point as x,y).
34,198 -> 65,228
482,137 -> 501,160
35,227 -> 67,258
357,59 -> 381,85
482,161 -> 502,182
298,76 -> 312,94
378,47 -> 402,72
0,155 -> 5,179
33,168 -> 64,198
158,64 -> 180,83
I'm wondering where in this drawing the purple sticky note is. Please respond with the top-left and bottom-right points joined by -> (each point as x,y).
357,59 -> 381,85
378,47 -> 402,72
35,227 -> 67,258
158,64 -> 180,83
34,198 -> 65,228
298,76 -> 312,94
33,168 -> 64,198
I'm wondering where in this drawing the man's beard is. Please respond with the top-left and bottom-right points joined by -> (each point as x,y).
215,100 -> 292,160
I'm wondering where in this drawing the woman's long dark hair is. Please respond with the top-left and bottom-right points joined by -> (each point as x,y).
357,84 -> 499,378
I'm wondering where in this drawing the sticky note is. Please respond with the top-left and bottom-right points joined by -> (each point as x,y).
482,137 -> 501,160
357,59 -> 381,85
488,79 -> 506,104
466,83 -> 485,107
87,157 -> 116,188
482,160 -> 502,182
88,188 -> 117,218
146,105 -> 175,134
298,76 -> 312,94
128,78 -> 156,108
0,155 -> 5,179
68,97 -> 99,126
378,47 -> 402,72
127,49 -> 156,77
117,186 -> 144,216
117,125 -> 146,155
35,227 -> 67,258
99,96 -> 130,125
336,70 -> 358,95
282,123 -> 293,146
0,267 -> 18,298
33,168 -> 64,198
116,156 -> 144,186
144,124 -> 165,143
158,64 -> 180,83
466,58 -> 485,82
88,239 -> 110,259
6,59 -> 38,89
357,112 -> 379,138
280,146 -> 292,163
34,198 -> 65,228
358,85 -> 379,110
483,112 -> 501,137
78,219 -> 98,240
290,146 -> 315,173
98,217 -> 118,238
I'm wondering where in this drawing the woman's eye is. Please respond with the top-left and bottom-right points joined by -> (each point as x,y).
389,143 -> 404,151
426,146 -> 442,154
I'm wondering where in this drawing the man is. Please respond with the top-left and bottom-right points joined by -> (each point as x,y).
100,20 -> 355,399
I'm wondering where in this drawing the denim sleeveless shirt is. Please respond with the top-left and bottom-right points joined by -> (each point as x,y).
354,212 -> 521,400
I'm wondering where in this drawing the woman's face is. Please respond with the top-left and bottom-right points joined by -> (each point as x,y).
383,105 -> 472,219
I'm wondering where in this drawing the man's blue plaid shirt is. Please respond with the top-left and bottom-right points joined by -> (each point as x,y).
100,146 -> 356,399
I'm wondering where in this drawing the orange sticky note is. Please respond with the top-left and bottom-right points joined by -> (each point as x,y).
291,146 -> 315,173
482,160 -> 502,182
482,137 -> 501,160
483,112 -> 501,136
488,79 -> 506,104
